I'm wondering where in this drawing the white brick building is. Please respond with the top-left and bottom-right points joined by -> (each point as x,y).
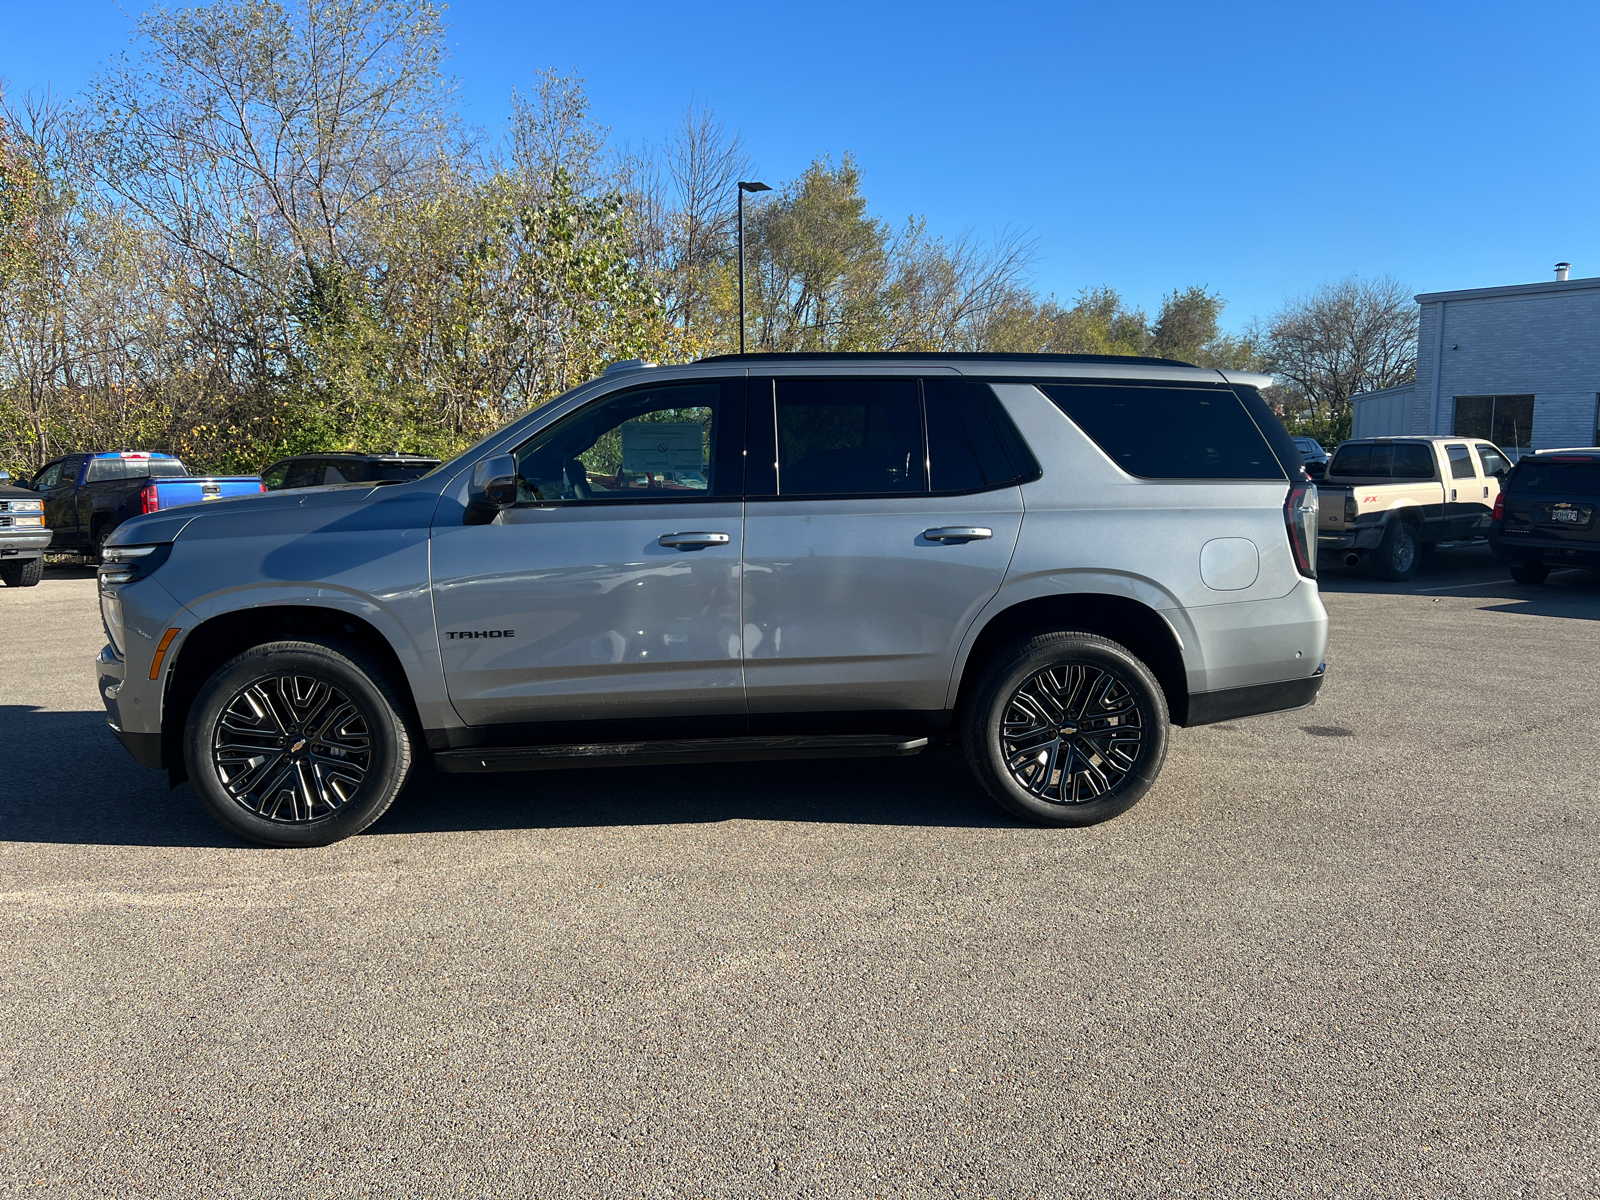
1350,267 -> 1600,455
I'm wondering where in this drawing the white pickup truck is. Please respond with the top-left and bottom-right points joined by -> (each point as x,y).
1316,436 -> 1513,580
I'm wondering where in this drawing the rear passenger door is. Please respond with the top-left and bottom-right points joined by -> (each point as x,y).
1444,442 -> 1482,538
739,375 -> 1024,719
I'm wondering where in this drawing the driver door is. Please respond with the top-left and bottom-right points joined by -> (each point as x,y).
430,377 -> 747,731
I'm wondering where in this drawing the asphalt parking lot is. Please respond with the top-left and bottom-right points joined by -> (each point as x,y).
2,548 -> 1597,1198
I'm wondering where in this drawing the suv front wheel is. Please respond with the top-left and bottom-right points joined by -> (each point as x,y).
183,638 -> 415,847
963,632 -> 1170,827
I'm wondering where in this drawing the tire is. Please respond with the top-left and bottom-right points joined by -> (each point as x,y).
1373,519 -> 1420,581
183,638 -> 415,847
1510,559 -> 1550,585
0,557 -> 44,587
92,523 -> 114,564
962,631 -> 1170,828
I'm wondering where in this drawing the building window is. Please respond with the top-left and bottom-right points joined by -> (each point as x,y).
1453,395 -> 1535,454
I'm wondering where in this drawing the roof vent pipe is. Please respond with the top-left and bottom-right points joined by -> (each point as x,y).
1555,262 -> 1571,281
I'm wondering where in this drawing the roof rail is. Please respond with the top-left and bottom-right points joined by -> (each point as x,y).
695,351 -> 1200,368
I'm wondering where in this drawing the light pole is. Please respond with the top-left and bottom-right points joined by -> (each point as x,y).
737,181 -> 770,355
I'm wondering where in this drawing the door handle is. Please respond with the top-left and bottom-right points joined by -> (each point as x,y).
658,531 -> 730,550
1450,489 -> 1457,502
1483,486 -> 1489,498
923,527 -> 993,543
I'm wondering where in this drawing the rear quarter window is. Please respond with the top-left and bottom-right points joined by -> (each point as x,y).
1039,383 -> 1286,480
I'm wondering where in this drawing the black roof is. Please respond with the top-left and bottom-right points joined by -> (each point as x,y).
696,351 -> 1200,369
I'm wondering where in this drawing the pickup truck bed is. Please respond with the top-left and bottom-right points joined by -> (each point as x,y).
31,452 -> 263,558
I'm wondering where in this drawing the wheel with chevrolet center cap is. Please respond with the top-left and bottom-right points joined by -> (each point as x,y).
184,638 -> 414,847
962,632 -> 1169,827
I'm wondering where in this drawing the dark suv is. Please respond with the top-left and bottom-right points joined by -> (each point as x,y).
1489,448 -> 1600,583
261,452 -> 441,490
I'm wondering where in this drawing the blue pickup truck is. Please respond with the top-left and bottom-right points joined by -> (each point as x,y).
25,452 -> 263,559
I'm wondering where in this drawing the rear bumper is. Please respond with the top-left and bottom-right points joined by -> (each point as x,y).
1318,526 -> 1382,553
1185,665 -> 1325,727
1490,529 -> 1600,567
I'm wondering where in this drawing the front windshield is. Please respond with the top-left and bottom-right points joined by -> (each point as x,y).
426,376 -> 614,484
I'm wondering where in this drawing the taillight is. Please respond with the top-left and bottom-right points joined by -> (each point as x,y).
140,482 -> 159,514
1491,492 -> 1505,522
1285,481 -> 1318,579
1344,493 -> 1358,523
258,482 -> 268,493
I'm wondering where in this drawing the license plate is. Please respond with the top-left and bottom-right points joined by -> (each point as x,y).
1552,508 -> 1583,523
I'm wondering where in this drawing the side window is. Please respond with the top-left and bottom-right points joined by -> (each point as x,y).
772,379 -> 923,496
1040,383 -> 1285,480
323,461 -> 351,484
512,382 -> 729,504
1446,443 -> 1477,480
33,462 -> 63,490
1393,444 -> 1435,478
282,460 -> 322,489
925,378 -> 1012,492
1477,445 -> 1510,477
260,462 -> 290,490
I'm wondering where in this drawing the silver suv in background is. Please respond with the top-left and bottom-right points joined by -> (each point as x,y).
96,353 -> 1328,847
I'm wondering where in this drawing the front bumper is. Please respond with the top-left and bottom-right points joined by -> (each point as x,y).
0,528 -> 52,557
97,643 -> 165,769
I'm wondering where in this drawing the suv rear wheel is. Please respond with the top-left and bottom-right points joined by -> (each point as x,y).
962,632 -> 1170,827
183,638 -> 414,847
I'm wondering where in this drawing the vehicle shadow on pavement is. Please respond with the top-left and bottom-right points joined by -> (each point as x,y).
377,747 -> 1020,835
0,707 -> 1017,846
0,706 -> 241,849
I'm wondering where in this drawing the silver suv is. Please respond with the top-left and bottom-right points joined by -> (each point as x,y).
96,353 -> 1328,847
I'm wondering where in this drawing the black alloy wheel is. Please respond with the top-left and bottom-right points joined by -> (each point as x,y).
212,674 -> 373,823
185,638 -> 414,847
963,631 -> 1170,827
1000,661 -> 1145,804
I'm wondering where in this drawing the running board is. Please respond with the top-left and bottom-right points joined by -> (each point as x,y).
433,733 -> 931,774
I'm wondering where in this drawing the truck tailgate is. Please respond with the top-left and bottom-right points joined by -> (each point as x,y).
154,476 -> 264,509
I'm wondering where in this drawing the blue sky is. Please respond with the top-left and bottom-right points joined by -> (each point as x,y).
8,1 -> 1599,331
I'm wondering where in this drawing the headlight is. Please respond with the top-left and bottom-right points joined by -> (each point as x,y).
2,499 -> 42,513
98,544 -> 174,659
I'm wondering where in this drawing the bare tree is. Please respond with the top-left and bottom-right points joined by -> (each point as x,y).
1264,275 -> 1418,424
88,0 -> 454,285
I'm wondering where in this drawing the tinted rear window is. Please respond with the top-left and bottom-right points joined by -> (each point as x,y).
1040,383 -> 1286,480
85,457 -> 187,482
1330,442 -> 1435,479
1508,461 -> 1600,496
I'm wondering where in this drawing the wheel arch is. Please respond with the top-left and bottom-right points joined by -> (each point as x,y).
951,592 -> 1192,726
161,605 -> 421,787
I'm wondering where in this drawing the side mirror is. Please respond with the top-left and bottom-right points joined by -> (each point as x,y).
465,454 -> 518,525
0,470 -> 10,484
